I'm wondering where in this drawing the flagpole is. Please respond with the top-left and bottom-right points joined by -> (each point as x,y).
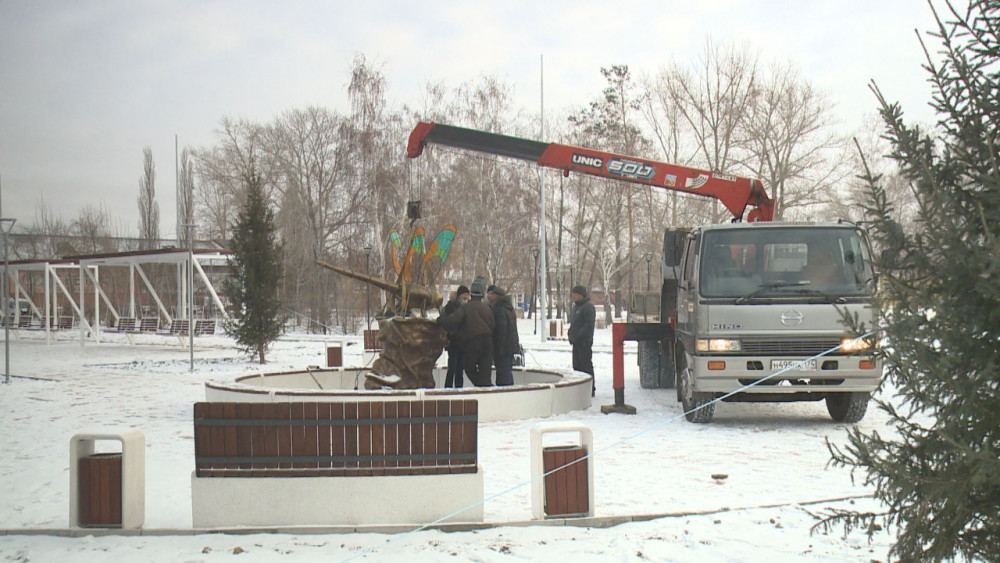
538,54 -> 548,343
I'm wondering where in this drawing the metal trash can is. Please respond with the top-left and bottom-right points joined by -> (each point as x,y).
530,422 -> 594,520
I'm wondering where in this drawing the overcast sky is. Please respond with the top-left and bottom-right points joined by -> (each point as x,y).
0,0 -> 948,238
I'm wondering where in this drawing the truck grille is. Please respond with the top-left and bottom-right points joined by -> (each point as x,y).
741,337 -> 844,356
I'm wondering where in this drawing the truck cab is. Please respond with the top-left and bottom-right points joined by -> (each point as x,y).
669,222 -> 881,422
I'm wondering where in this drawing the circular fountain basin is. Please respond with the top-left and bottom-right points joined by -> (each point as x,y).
204,367 -> 593,422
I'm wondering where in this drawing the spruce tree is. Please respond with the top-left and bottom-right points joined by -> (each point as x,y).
822,2 -> 1000,561
223,171 -> 284,364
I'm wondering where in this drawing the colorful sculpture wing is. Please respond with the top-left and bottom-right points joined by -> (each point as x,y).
402,227 -> 425,283
412,229 -> 426,257
389,228 -> 403,276
422,224 -> 457,284
423,224 -> 456,266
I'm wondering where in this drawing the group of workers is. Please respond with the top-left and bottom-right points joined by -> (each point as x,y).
437,279 -> 596,392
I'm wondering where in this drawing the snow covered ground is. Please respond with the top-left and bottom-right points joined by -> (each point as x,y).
0,320 -> 896,562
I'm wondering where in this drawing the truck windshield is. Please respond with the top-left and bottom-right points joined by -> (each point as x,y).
699,227 -> 874,299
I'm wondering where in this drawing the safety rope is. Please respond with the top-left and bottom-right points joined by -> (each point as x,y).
343,331 -> 877,561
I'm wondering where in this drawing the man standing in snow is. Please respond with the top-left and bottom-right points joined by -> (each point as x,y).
487,285 -> 519,386
567,284 -> 596,394
438,278 -> 495,386
441,285 -> 470,388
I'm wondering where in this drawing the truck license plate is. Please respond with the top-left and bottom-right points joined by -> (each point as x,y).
771,359 -> 816,372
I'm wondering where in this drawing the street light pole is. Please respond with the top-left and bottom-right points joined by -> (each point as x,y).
644,253 -> 653,323
363,245 -> 372,332
2,218 -> 16,384
567,263 -> 574,322
531,247 -> 539,334
182,222 -> 195,373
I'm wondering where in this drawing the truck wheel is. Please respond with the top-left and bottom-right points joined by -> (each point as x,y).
826,392 -> 870,423
638,341 -> 661,389
680,368 -> 715,423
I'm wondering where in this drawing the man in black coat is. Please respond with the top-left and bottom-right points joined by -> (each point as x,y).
567,284 -> 596,393
441,285 -> 470,388
437,279 -> 495,386
487,285 -> 519,386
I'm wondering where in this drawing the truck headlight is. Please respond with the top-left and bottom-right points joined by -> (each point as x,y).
696,338 -> 742,352
840,336 -> 872,353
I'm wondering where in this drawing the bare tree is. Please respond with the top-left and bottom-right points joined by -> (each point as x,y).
833,114 -> 919,230
663,40 -> 760,223
348,55 -> 403,288
454,76 -> 534,289
72,203 -> 120,255
639,72 -> 707,229
568,65 -> 651,319
196,117 -> 276,244
137,146 -> 159,249
743,61 -> 847,219
21,197 -> 72,259
269,106 -> 362,331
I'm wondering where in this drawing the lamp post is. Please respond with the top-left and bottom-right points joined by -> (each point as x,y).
2,218 -> 15,384
363,245 -> 372,332
531,247 -> 539,333
566,263 -> 574,322
181,222 -> 195,373
644,253 -> 653,323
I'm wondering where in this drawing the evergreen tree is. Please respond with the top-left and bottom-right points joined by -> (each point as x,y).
223,171 -> 284,363
821,2 -> 1000,561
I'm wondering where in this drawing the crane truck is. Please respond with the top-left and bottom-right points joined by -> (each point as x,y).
407,122 -> 881,423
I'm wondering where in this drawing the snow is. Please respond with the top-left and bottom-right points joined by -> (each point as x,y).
0,320 -> 895,561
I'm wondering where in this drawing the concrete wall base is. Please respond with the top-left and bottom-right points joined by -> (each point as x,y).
191,467 -> 484,528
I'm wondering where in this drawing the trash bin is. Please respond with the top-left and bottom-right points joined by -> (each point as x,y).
70,431 -> 144,529
530,422 -> 594,520
78,453 -> 122,527
549,320 -> 562,338
364,329 -> 381,351
326,345 -> 342,367
542,445 -> 589,517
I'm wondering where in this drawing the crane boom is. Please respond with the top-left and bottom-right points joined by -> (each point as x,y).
407,122 -> 774,222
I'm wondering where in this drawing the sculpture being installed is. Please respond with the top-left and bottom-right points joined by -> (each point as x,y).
316,211 -> 456,390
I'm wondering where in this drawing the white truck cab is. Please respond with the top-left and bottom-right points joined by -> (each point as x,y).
670,222 -> 882,423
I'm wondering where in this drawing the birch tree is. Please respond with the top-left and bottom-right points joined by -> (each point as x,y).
178,147 -> 196,243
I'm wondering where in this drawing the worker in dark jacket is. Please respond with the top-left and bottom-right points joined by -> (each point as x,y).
441,285 -> 470,388
567,284 -> 596,394
438,278 -> 495,386
487,285 -> 519,386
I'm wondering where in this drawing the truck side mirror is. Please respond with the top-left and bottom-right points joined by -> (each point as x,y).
663,228 -> 689,267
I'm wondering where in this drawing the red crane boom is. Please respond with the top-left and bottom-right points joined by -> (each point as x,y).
406,122 -> 774,222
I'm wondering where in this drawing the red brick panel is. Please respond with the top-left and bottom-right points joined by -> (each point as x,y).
193,399 -> 478,477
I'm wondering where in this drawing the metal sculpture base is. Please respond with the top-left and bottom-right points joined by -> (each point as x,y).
365,316 -> 447,390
